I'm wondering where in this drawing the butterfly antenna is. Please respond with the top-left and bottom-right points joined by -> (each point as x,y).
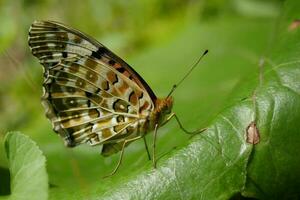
167,49 -> 208,98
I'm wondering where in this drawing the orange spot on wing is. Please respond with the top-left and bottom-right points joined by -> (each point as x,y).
84,58 -> 97,69
129,92 -> 138,106
123,71 -> 131,78
111,88 -> 119,96
102,129 -> 112,139
107,71 -> 118,84
139,101 -> 149,112
118,82 -> 129,94
114,63 -> 122,68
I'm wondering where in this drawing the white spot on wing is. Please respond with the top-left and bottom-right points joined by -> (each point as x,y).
45,33 -> 56,37
52,53 -> 62,57
120,104 -> 125,110
47,43 -> 56,47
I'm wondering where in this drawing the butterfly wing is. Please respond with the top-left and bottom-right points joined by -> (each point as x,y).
28,20 -> 155,150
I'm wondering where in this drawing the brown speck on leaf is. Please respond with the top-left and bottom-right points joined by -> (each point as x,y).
246,121 -> 260,144
289,19 -> 300,31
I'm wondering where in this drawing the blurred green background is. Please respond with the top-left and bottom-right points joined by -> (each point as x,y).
0,0 -> 283,199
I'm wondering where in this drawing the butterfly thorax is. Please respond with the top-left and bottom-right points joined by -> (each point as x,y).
148,96 -> 173,129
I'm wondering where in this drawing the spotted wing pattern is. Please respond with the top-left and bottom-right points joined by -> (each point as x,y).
28,20 -> 155,151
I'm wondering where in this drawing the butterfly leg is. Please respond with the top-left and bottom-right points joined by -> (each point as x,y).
174,114 -> 206,135
152,124 -> 159,168
102,135 -> 142,178
143,137 -> 151,160
163,113 -> 206,135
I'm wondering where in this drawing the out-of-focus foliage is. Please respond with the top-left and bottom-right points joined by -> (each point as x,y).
1,132 -> 48,200
2,0 -> 297,200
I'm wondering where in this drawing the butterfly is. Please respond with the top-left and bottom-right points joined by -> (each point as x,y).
28,20 -> 207,177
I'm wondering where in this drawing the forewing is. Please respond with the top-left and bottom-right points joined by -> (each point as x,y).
29,20 -> 157,101
28,20 -> 154,147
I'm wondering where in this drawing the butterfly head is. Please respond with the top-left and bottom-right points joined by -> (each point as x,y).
158,96 -> 173,112
153,96 -> 173,125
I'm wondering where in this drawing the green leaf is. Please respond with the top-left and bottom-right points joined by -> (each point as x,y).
1,132 -> 48,200
96,0 -> 300,199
